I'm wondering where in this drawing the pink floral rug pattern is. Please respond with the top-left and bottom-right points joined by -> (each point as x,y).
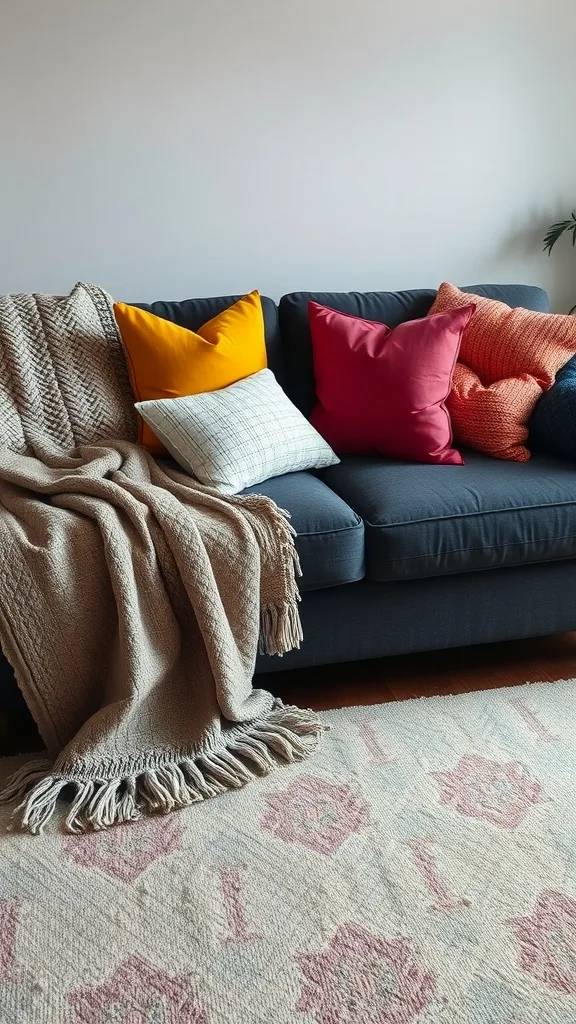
1,679 -> 576,1023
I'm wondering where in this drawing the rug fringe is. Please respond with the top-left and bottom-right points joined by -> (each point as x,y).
0,703 -> 326,835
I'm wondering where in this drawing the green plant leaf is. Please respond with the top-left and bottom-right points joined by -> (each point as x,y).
543,220 -> 573,254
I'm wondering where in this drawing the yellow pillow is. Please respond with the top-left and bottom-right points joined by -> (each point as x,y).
115,290 -> 267,453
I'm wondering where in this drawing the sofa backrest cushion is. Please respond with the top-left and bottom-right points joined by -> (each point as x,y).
279,285 -> 551,415
131,294 -> 286,388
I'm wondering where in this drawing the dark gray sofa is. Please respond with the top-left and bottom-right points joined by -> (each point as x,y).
3,282 -> 573,714
253,283 -> 576,672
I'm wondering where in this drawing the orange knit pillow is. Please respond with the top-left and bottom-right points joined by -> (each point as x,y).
429,283 -> 576,461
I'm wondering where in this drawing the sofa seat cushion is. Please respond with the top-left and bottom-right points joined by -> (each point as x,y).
242,472 -> 364,591
322,451 -> 576,582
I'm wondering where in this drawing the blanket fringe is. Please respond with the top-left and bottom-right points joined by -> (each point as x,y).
259,600 -> 303,657
0,704 -> 326,835
234,493 -> 303,658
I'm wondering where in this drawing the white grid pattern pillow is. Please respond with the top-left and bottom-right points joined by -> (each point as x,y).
135,369 -> 339,493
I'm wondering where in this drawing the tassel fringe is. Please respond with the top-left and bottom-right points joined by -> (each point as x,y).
259,600 -> 303,657
0,703 -> 326,835
230,493 -> 303,658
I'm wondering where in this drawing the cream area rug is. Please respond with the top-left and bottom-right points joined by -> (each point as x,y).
1,678 -> 575,1023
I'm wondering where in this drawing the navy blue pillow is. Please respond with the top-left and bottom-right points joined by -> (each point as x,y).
530,353 -> 576,460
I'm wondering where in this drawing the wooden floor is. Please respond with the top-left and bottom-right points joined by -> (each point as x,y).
3,632 -> 576,755
263,632 -> 576,710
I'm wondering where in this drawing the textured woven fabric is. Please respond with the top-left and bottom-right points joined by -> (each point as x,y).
0,285 -> 322,835
136,369 -> 339,493
0,282 -> 137,455
449,364 -> 542,462
1,679 -> 576,1022
430,282 -> 576,461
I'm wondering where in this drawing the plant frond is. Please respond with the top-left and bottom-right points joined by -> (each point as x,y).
543,219 -> 574,255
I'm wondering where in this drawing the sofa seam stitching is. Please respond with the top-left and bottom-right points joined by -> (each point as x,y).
373,533 -> 576,563
363,498 -> 576,530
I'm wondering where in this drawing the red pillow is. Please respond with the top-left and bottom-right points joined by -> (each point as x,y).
308,301 -> 476,465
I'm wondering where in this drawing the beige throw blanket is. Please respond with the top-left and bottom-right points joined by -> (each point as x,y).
0,283 -> 322,834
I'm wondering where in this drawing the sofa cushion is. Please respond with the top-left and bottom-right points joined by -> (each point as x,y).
117,292 -> 268,453
131,293 -> 287,390
429,282 -> 576,462
242,472 -> 364,591
530,353 -> 576,461
322,450 -> 576,582
279,284 -> 550,415
308,301 -> 474,464
138,370 -> 338,493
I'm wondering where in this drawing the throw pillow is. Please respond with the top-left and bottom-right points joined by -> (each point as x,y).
115,291 -> 267,454
135,368 -> 339,493
429,282 -> 576,461
530,353 -> 576,460
308,301 -> 475,465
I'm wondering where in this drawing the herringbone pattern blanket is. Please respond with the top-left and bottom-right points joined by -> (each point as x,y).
0,283 -> 321,833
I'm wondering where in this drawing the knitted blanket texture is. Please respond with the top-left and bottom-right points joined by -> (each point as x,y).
0,283 -> 321,833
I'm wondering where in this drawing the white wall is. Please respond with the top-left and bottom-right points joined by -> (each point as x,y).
2,0 -> 576,309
